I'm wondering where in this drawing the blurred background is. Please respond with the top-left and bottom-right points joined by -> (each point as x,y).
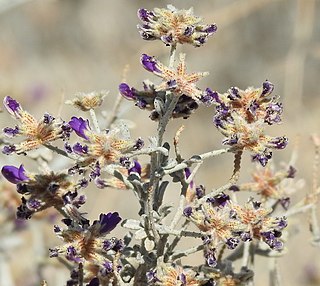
0,0 -> 319,285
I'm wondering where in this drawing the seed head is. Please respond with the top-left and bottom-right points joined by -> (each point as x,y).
137,5 -> 217,47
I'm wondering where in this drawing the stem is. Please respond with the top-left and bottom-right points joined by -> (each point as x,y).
163,148 -> 231,175
310,205 -> 320,246
171,244 -> 204,261
170,194 -> 186,230
242,242 -> 250,268
169,44 -> 177,68
147,44 -> 178,250
89,109 -> 101,133
157,95 -> 180,147
43,144 -> 75,159
157,224 -> 202,238
199,182 -> 233,204
127,146 -> 169,158
0,252 -> 14,286
106,93 -> 124,128
269,258 -> 281,286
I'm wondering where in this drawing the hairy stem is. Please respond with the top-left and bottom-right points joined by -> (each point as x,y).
89,108 -> 101,133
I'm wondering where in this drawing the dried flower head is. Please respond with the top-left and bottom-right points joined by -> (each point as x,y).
97,160 -> 150,190
148,263 -> 201,286
185,194 -> 287,267
66,91 -> 108,111
68,117 -> 142,169
231,200 -> 287,250
211,81 -> 287,166
50,212 -> 123,284
137,5 -> 217,47
140,53 -> 208,100
119,80 -> 199,120
2,96 -> 71,155
1,164 -> 86,221
238,164 -> 298,209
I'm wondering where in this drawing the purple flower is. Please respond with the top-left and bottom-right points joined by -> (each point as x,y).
26,198 -> 41,210
178,273 -> 187,285
195,185 -> 205,198
43,113 -> 55,124
140,54 -> 161,73
267,136 -> 288,150
66,246 -> 81,263
3,96 -> 21,116
134,137 -> 144,150
261,80 -> 274,96
184,26 -> 194,36
3,126 -> 19,137
100,261 -> 113,275
128,160 -> 142,175
68,117 -> 90,140
226,237 -> 240,249
184,168 -> 194,189
61,123 -> 73,140
146,269 -> 159,283
201,88 -> 219,106
2,145 -> 16,155
207,192 -> 230,207
95,212 -> 121,235
204,24 -> 217,34
252,150 -> 272,167
228,87 -> 240,100
1,164 -> 29,184
205,249 -> 217,267
119,83 -> 136,100
137,8 -> 154,22
183,206 -> 193,217
72,142 -> 88,155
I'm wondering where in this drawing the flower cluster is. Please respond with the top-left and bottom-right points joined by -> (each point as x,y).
236,164 -> 297,209
0,4 -> 299,286
119,53 -> 209,120
66,116 -> 143,181
184,194 -> 287,267
2,96 -> 71,155
119,80 -> 199,120
1,164 -> 85,221
50,212 -> 123,284
137,5 -> 217,47
147,264 -> 201,285
210,81 -> 288,166
65,91 -> 107,112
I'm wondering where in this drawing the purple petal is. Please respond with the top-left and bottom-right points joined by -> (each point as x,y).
1,164 -> 29,184
261,80 -> 274,96
128,160 -> 142,175
3,126 -> 19,137
184,26 -> 194,36
119,83 -> 136,100
98,212 -> 121,235
268,136 -> 288,150
204,24 -> 217,34
72,142 -> 88,155
183,206 -> 193,217
140,54 -> 161,73
68,117 -> 90,140
137,8 -> 153,22
3,96 -> 22,116
2,145 -> 16,155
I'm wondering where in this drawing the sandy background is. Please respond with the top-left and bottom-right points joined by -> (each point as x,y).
0,0 -> 319,285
